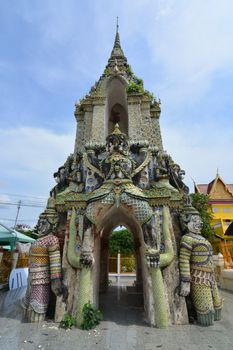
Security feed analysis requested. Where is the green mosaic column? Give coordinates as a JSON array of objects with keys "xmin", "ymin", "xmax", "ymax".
[
  {"xmin": 150, "ymin": 267, "xmax": 168, "ymax": 328},
  {"xmin": 76, "ymin": 267, "xmax": 92, "ymax": 326},
  {"xmin": 150, "ymin": 206, "xmax": 174, "ymax": 328}
]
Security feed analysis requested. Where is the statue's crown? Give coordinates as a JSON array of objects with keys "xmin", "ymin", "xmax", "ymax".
[{"xmin": 39, "ymin": 197, "xmax": 58, "ymax": 225}]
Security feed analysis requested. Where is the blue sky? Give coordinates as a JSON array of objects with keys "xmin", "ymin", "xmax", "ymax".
[{"xmin": 0, "ymin": 0, "xmax": 233, "ymax": 227}]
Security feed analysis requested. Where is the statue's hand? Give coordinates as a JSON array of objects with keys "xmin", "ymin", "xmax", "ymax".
[
  {"xmin": 51, "ymin": 279, "xmax": 63, "ymax": 296},
  {"xmin": 80, "ymin": 251, "xmax": 93, "ymax": 267},
  {"xmin": 179, "ymin": 281, "xmax": 190, "ymax": 297},
  {"xmin": 145, "ymin": 252, "xmax": 160, "ymax": 268}
]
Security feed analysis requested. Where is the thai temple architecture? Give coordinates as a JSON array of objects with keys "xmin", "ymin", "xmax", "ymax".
[
  {"xmin": 195, "ymin": 173, "xmax": 233, "ymax": 238},
  {"xmin": 22, "ymin": 26, "xmax": 223, "ymax": 328}
]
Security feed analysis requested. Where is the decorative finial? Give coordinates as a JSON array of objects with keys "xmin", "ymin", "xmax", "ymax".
[
  {"xmin": 108, "ymin": 17, "xmax": 126, "ymax": 64},
  {"xmin": 116, "ymin": 16, "xmax": 119, "ymax": 33},
  {"xmin": 216, "ymin": 168, "xmax": 219, "ymax": 176}
]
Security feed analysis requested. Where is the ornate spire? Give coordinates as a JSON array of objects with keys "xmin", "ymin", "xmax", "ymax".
[
  {"xmin": 108, "ymin": 18, "xmax": 127, "ymax": 65},
  {"xmin": 114, "ymin": 17, "xmax": 121, "ymax": 49}
]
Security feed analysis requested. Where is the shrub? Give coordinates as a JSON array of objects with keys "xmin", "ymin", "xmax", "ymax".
[
  {"xmin": 59, "ymin": 314, "xmax": 76, "ymax": 329},
  {"xmin": 81, "ymin": 302, "xmax": 103, "ymax": 330}
]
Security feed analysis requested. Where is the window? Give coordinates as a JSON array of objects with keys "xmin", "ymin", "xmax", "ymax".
[
  {"xmin": 223, "ymin": 208, "xmax": 232, "ymax": 213},
  {"xmin": 212, "ymin": 208, "xmax": 220, "ymax": 213}
]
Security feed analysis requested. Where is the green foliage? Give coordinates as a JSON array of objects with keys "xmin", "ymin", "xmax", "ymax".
[
  {"xmin": 133, "ymin": 76, "xmax": 143, "ymax": 86},
  {"xmin": 126, "ymin": 65, "xmax": 133, "ymax": 76},
  {"xmin": 15, "ymin": 224, "xmax": 38, "ymax": 239},
  {"xmin": 104, "ymin": 67, "xmax": 110, "ymax": 75},
  {"xmin": 126, "ymin": 70, "xmax": 144, "ymax": 94},
  {"xmin": 127, "ymin": 81, "xmax": 144, "ymax": 94},
  {"xmin": 109, "ymin": 229, "xmax": 134, "ymax": 256},
  {"xmin": 81, "ymin": 303, "xmax": 103, "ymax": 330},
  {"xmin": 59, "ymin": 314, "xmax": 76, "ymax": 329},
  {"xmin": 190, "ymin": 193, "xmax": 213, "ymax": 239},
  {"xmin": 121, "ymin": 255, "xmax": 136, "ymax": 272}
]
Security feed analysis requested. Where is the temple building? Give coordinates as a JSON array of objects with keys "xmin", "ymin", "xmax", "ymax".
[
  {"xmin": 194, "ymin": 173, "xmax": 233, "ymax": 238},
  {"xmin": 74, "ymin": 27, "xmax": 163, "ymax": 153},
  {"xmin": 22, "ymin": 26, "xmax": 223, "ymax": 328}
]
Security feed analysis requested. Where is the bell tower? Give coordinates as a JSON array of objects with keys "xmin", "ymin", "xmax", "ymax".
[{"xmin": 74, "ymin": 24, "xmax": 163, "ymax": 152}]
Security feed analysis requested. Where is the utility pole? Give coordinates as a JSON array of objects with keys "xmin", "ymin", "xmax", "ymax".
[{"xmin": 14, "ymin": 200, "xmax": 21, "ymax": 229}]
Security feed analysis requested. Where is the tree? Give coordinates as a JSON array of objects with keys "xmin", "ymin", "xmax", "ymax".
[
  {"xmin": 15, "ymin": 224, "xmax": 38, "ymax": 239},
  {"xmin": 190, "ymin": 193, "xmax": 213, "ymax": 239},
  {"xmin": 109, "ymin": 229, "xmax": 134, "ymax": 256}
]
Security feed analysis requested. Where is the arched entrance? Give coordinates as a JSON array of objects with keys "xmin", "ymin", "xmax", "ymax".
[{"xmin": 92, "ymin": 206, "xmax": 150, "ymax": 324}]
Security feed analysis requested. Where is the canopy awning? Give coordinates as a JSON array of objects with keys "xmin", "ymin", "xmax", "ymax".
[{"xmin": 0, "ymin": 223, "xmax": 35, "ymax": 250}]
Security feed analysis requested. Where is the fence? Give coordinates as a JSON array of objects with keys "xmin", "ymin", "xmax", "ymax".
[
  {"xmin": 0, "ymin": 251, "xmax": 29, "ymax": 284},
  {"xmin": 109, "ymin": 254, "xmax": 136, "ymax": 274}
]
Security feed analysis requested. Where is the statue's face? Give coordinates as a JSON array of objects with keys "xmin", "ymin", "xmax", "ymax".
[
  {"xmin": 106, "ymin": 134, "xmax": 128, "ymax": 154},
  {"xmin": 187, "ymin": 214, "xmax": 203, "ymax": 234},
  {"xmin": 37, "ymin": 218, "xmax": 51, "ymax": 236}
]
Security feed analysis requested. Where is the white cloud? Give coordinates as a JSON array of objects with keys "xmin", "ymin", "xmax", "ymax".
[
  {"xmin": 0, "ymin": 127, "xmax": 75, "ymax": 191},
  {"xmin": 1, "ymin": 0, "xmax": 233, "ymax": 224},
  {"xmin": 145, "ymin": 0, "xmax": 233, "ymax": 103},
  {"xmin": 0, "ymin": 194, "xmax": 11, "ymax": 210},
  {"xmin": 162, "ymin": 121, "xmax": 233, "ymax": 191}
]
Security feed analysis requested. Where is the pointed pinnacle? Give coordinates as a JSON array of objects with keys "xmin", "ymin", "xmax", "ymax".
[
  {"xmin": 114, "ymin": 17, "xmax": 121, "ymax": 49},
  {"xmin": 107, "ymin": 18, "xmax": 127, "ymax": 66}
]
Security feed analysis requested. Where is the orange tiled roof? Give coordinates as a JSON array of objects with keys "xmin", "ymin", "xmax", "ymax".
[
  {"xmin": 196, "ymin": 179, "xmax": 233, "ymax": 195},
  {"xmin": 196, "ymin": 184, "xmax": 208, "ymax": 194}
]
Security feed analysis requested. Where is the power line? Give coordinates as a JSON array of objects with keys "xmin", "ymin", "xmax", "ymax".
[
  {"xmin": 0, "ymin": 201, "xmax": 45, "ymax": 208},
  {"xmin": 0, "ymin": 192, "xmax": 48, "ymax": 200},
  {"xmin": 0, "ymin": 218, "xmax": 37, "ymax": 222}
]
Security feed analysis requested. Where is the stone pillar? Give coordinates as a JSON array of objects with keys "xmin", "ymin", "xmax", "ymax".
[
  {"xmin": 150, "ymin": 103, "xmax": 163, "ymax": 150},
  {"xmin": 91, "ymin": 97, "xmax": 106, "ymax": 144},
  {"xmin": 82, "ymin": 101, "xmax": 93, "ymax": 146},
  {"xmin": 127, "ymin": 94, "xmax": 143, "ymax": 141},
  {"xmin": 141, "ymin": 96, "xmax": 153, "ymax": 145},
  {"xmin": 74, "ymin": 106, "xmax": 85, "ymax": 153}
]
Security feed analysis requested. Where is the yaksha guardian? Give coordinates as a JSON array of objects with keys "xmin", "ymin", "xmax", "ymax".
[
  {"xmin": 22, "ymin": 198, "xmax": 67, "ymax": 322},
  {"xmin": 179, "ymin": 205, "xmax": 223, "ymax": 326}
]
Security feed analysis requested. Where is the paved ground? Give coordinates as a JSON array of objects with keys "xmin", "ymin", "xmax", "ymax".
[{"xmin": 0, "ymin": 278, "xmax": 233, "ymax": 350}]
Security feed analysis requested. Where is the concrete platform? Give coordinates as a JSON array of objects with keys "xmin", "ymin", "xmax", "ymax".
[{"xmin": 0, "ymin": 279, "xmax": 233, "ymax": 350}]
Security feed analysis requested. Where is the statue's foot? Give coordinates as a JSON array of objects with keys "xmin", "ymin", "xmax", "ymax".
[
  {"xmin": 25, "ymin": 308, "xmax": 46, "ymax": 323},
  {"xmin": 197, "ymin": 311, "xmax": 214, "ymax": 326},
  {"xmin": 214, "ymin": 309, "xmax": 221, "ymax": 321}
]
